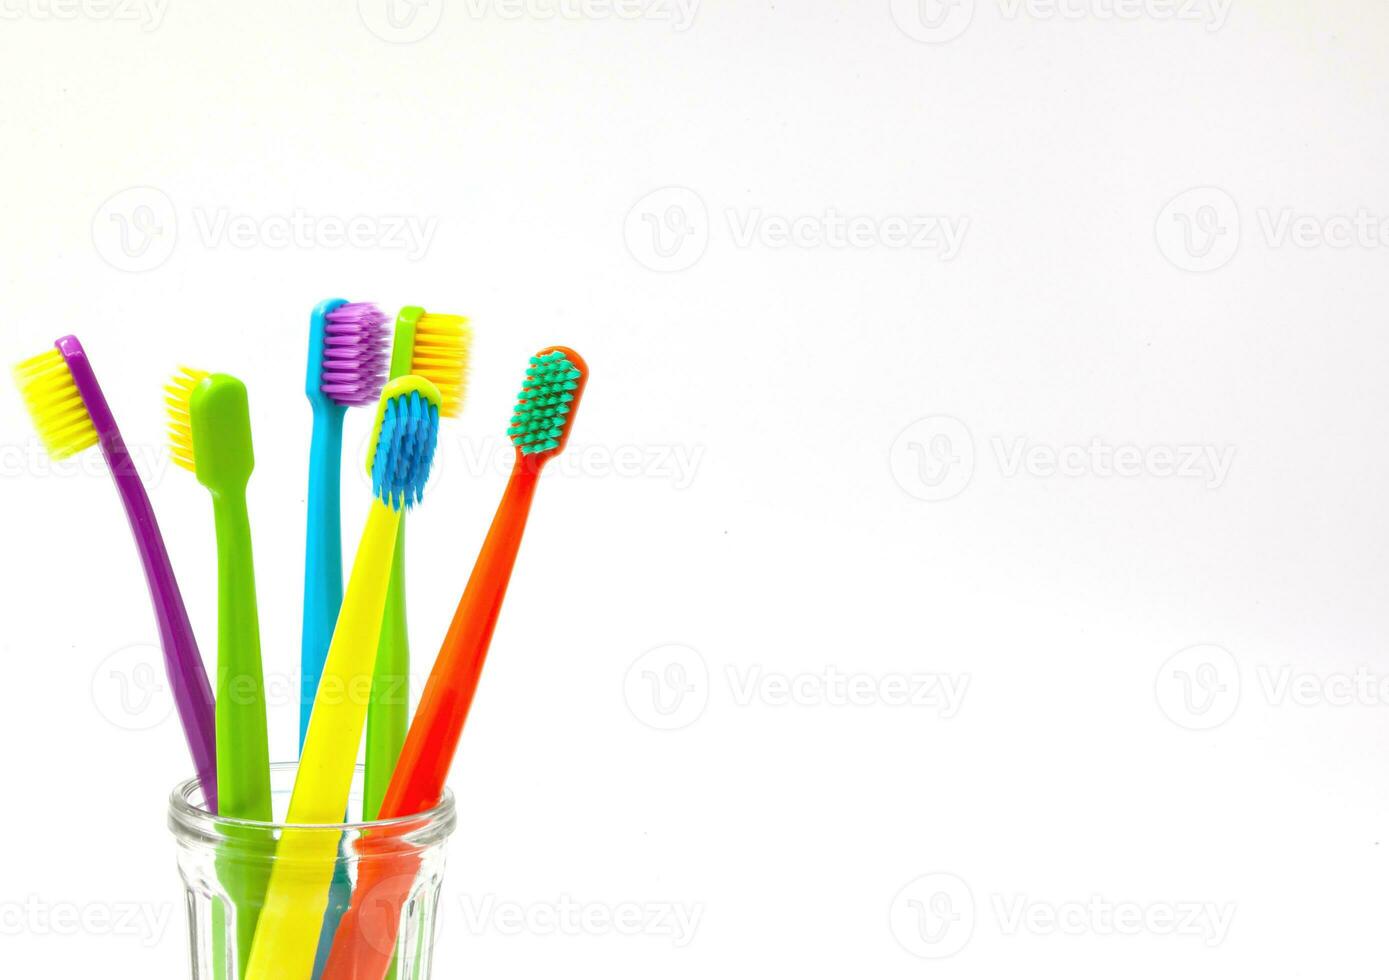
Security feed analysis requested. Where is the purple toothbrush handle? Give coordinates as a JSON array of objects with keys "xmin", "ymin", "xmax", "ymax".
[{"xmin": 57, "ymin": 336, "xmax": 218, "ymax": 812}]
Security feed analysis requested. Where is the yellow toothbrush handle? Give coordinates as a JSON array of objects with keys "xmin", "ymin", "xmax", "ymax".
[{"xmin": 245, "ymin": 500, "xmax": 402, "ymax": 980}]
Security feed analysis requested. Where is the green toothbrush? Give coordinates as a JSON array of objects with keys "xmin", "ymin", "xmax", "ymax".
[
  {"xmin": 365, "ymin": 307, "xmax": 471, "ymax": 823},
  {"xmin": 168, "ymin": 368, "xmax": 273, "ymax": 979}
]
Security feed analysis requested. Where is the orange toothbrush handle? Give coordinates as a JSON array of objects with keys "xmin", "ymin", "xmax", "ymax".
[
  {"xmin": 388, "ymin": 458, "xmax": 539, "ymax": 815},
  {"xmin": 324, "ymin": 458, "xmax": 542, "ymax": 980}
]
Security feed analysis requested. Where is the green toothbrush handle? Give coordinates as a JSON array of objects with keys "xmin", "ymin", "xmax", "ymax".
[
  {"xmin": 213, "ymin": 489, "xmax": 273, "ymax": 978},
  {"xmin": 213, "ymin": 489, "xmax": 273, "ymax": 819},
  {"xmin": 365, "ymin": 522, "xmax": 410, "ymax": 822}
]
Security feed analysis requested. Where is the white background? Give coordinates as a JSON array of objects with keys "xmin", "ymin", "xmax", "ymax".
[{"xmin": 2, "ymin": 1, "xmax": 1388, "ymax": 976}]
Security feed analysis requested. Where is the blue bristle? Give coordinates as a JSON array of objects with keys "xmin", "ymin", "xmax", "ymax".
[{"xmin": 370, "ymin": 390, "xmax": 439, "ymax": 510}]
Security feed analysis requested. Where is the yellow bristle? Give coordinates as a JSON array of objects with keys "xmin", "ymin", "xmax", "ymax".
[
  {"xmin": 410, "ymin": 313, "xmax": 471, "ymax": 418},
  {"xmin": 164, "ymin": 366, "xmax": 209, "ymax": 473},
  {"xmin": 12, "ymin": 348, "xmax": 98, "ymax": 459}
]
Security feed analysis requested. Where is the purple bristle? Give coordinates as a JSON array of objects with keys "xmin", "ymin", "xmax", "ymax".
[{"xmin": 321, "ymin": 302, "xmax": 389, "ymax": 406}]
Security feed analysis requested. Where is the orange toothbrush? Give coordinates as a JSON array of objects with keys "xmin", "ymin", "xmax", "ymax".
[{"xmin": 322, "ymin": 347, "xmax": 587, "ymax": 980}]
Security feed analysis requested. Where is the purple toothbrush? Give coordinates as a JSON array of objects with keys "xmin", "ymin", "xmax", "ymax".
[{"xmin": 13, "ymin": 335, "xmax": 217, "ymax": 810}]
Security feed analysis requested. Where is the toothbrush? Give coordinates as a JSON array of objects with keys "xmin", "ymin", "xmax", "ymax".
[
  {"xmin": 246, "ymin": 376, "xmax": 442, "ymax": 980},
  {"xmin": 323, "ymin": 348, "xmax": 587, "ymax": 980},
  {"xmin": 12, "ymin": 336, "xmax": 218, "ymax": 810},
  {"xmin": 167, "ymin": 369, "xmax": 273, "ymax": 979},
  {"xmin": 366, "ymin": 306, "xmax": 471, "ymax": 825},
  {"xmin": 303, "ymin": 300, "xmax": 388, "ymax": 980},
  {"xmin": 302, "ymin": 300, "xmax": 390, "ymax": 746}
]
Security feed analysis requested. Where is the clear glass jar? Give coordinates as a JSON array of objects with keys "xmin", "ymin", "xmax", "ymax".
[{"xmin": 168, "ymin": 761, "xmax": 455, "ymax": 980}]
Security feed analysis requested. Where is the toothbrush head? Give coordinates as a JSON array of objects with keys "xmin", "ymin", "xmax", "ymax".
[
  {"xmin": 506, "ymin": 347, "xmax": 587, "ymax": 463},
  {"xmin": 165, "ymin": 367, "xmax": 209, "ymax": 474},
  {"xmin": 307, "ymin": 299, "xmax": 390, "ymax": 408},
  {"xmin": 13, "ymin": 343, "xmax": 98, "ymax": 459},
  {"xmin": 389, "ymin": 306, "xmax": 471, "ymax": 418},
  {"xmin": 365, "ymin": 375, "xmax": 443, "ymax": 510},
  {"xmin": 166, "ymin": 368, "xmax": 255, "ymax": 491}
]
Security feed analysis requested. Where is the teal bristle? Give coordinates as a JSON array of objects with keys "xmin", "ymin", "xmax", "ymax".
[
  {"xmin": 507, "ymin": 350, "xmax": 581, "ymax": 455},
  {"xmin": 370, "ymin": 390, "xmax": 439, "ymax": 510}
]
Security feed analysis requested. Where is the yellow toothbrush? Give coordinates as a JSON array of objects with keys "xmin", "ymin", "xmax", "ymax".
[{"xmin": 244, "ymin": 375, "xmax": 442, "ymax": 980}]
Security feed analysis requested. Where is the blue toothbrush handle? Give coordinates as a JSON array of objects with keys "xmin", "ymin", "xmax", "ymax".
[
  {"xmin": 301, "ymin": 400, "xmax": 346, "ymax": 748},
  {"xmin": 302, "ymin": 399, "xmax": 357, "ymax": 980}
]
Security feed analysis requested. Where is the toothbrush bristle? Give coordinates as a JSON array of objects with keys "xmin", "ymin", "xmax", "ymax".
[
  {"xmin": 164, "ymin": 367, "xmax": 209, "ymax": 473},
  {"xmin": 410, "ymin": 313, "xmax": 471, "ymax": 418},
  {"xmin": 321, "ymin": 302, "xmax": 389, "ymax": 407},
  {"xmin": 507, "ymin": 349, "xmax": 583, "ymax": 456},
  {"xmin": 12, "ymin": 347, "xmax": 98, "ymax": 459},
  {"xmin": 370, "ymin": 388, "xmax": 440, "ymax": 511}
]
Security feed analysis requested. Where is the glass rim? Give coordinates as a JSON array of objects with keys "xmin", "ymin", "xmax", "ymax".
[{"xmin": 168, "ymin": 761, "xmax": 456, "ymax": 844}]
